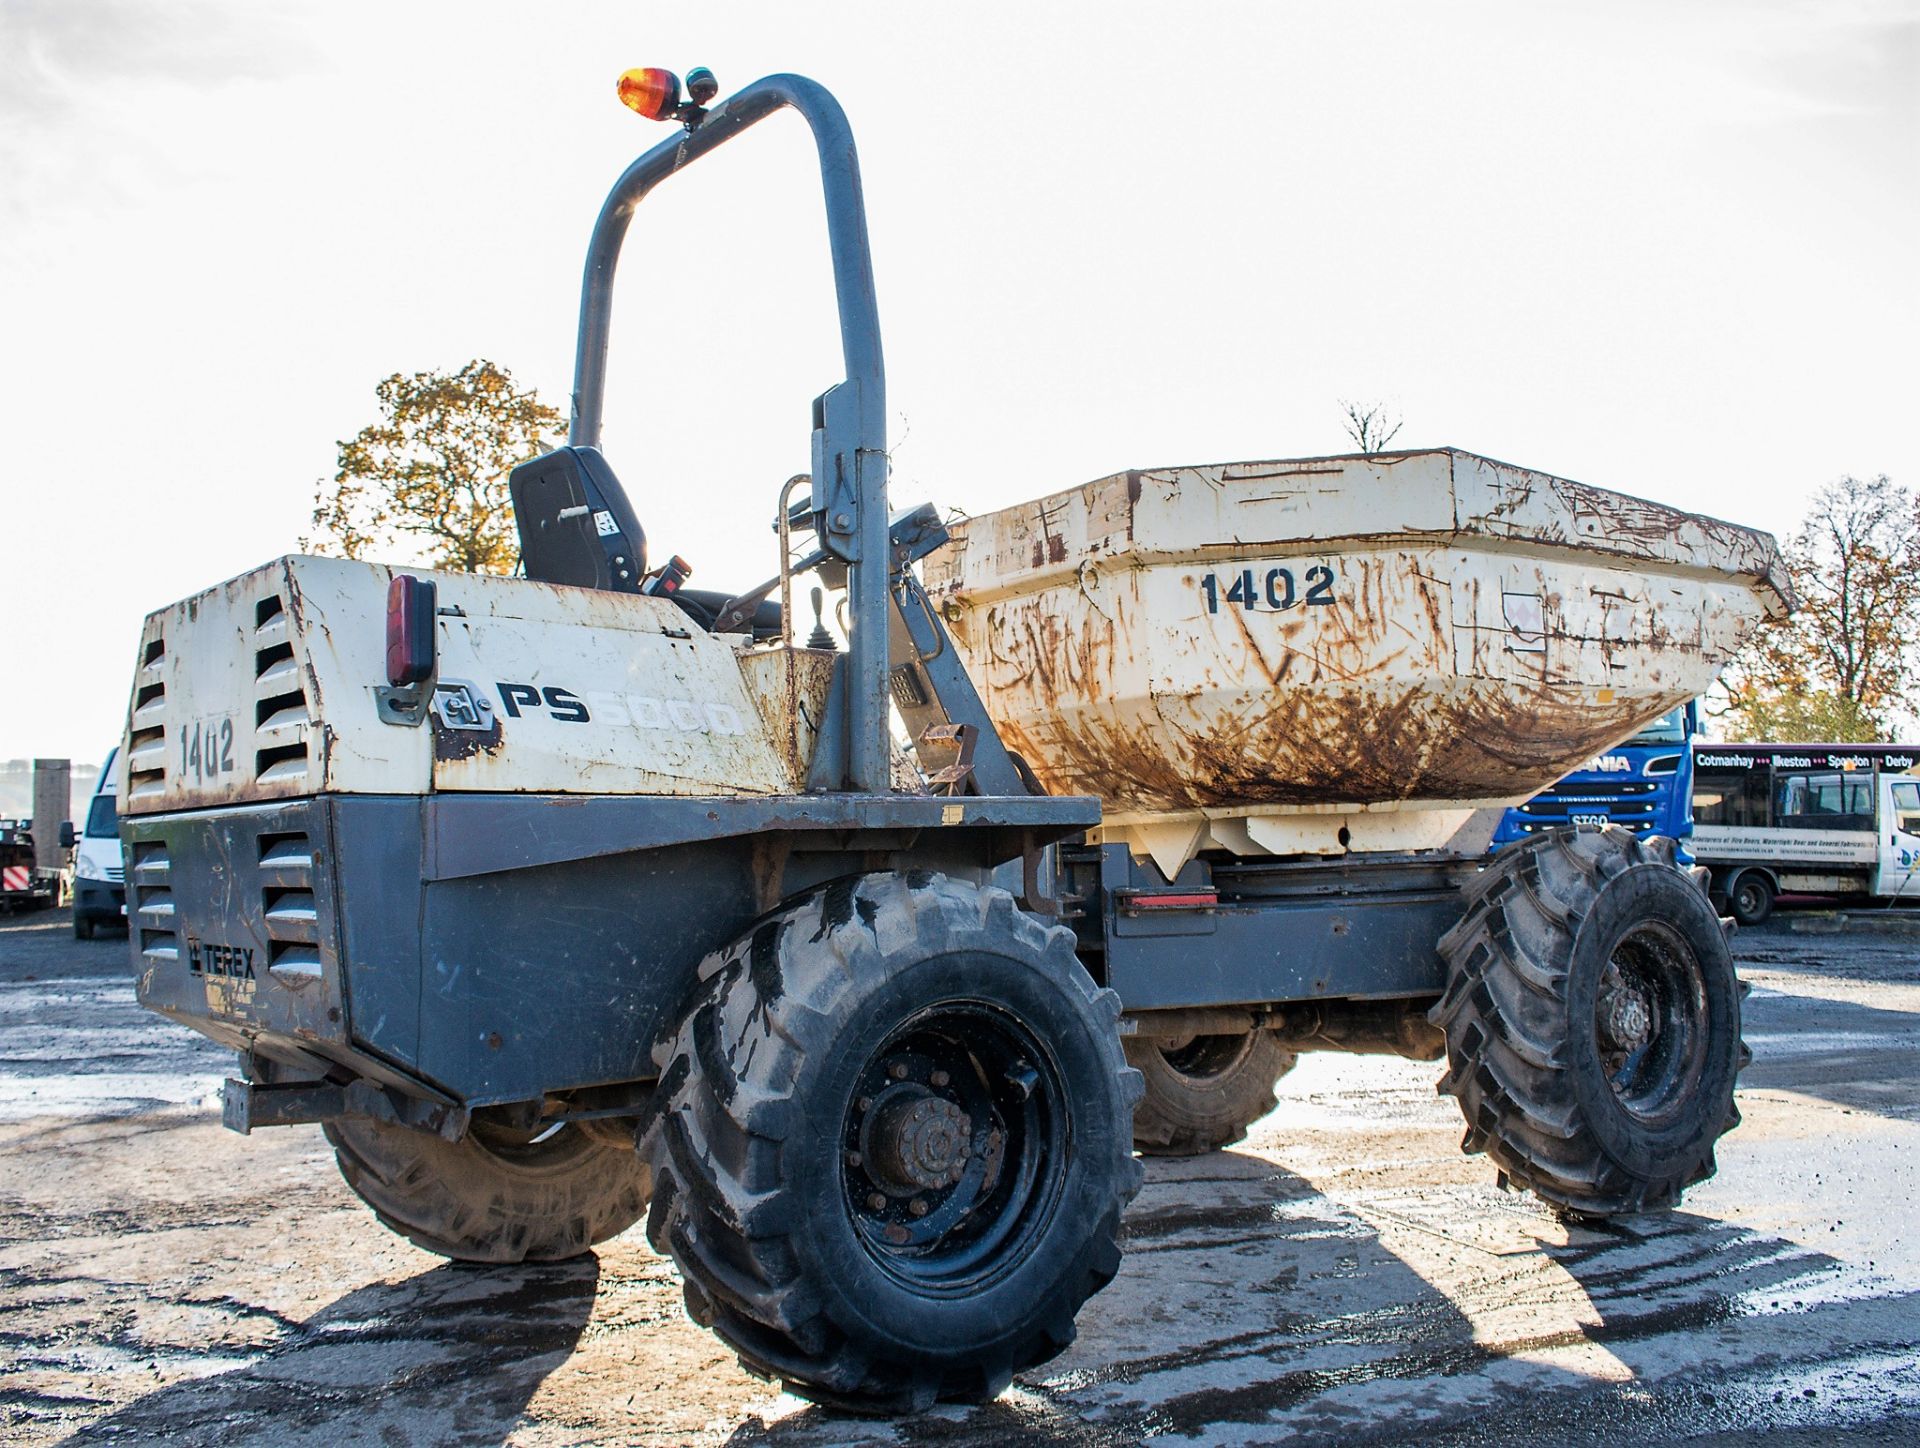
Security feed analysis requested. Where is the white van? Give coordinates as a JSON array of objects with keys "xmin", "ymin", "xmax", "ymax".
[{"xmin": 70, "ymin": 748, "xmax": 124, "ymax": 938}]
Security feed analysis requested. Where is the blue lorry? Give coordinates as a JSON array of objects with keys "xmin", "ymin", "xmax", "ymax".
[{"xmin": 1492, "ymin": 700, "xmax": 1698, "ymax": 855}]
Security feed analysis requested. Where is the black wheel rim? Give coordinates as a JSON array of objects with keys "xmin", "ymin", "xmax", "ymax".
[
  {"xmin": 1156, "ymin": 1032, "xmax": 1256, "ymax": 1083},
  {"xmin": 840, "ymin": 1001, "xmax": 1068, "ymax": 1295},
  {"xmin": 1593, "ymin": 920, "xmax": 1709, "ymax": 1124}
]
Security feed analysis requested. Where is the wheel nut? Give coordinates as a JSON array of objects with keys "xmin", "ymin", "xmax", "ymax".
[
  {"xmin": 845, "ymin": 1150, "xmax": 862, "ymax": 1167},
  {"xmin": 866, "ymin": 1193, "xmax": 887, "ymax": 1212},
  {"xmin": 909, "ymin": 1199, "xmax": 929, "ymax": 1218},
  {"xmin": 930, "ymin": 1069, "xmax": 950, "ymax": 1088},
  {"xmin": 889, "ymin": 1062, "xmax": 909, "ymax": 1081},
  {"xmin": 856, "ymin": 1096, "xmax": 872, "ymax": 1113}
]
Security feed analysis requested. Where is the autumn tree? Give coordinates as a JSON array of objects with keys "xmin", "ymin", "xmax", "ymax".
[
  {"xmin": 1339, "ymin": 400, "xmax": 1403, "ymax": 455},
  {"xmin": 307, "ymin": 360, "xmax": 566, "ymax": 573},
  {"xmin": 1717, "ymin": 473, "xmax": 1920, "ymax": 742}
]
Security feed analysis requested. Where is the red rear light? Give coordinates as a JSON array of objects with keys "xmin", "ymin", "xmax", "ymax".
[
  {"xmin": 617, "ymin": 67, "xmax": 682, "ymax": 121},
  {"xmin": 386, "ymin": 574, "xmax": 437, "ymax": 687}
]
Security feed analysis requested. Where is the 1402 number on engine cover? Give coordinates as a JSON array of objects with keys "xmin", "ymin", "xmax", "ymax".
[{"xmin": 179, "ymin": 714, "xmax": 237, "ymax": 784}]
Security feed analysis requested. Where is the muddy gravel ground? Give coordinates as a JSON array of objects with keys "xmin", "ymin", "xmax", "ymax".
[{"xmin": 2, "ymin": 907, "xmax": 1917, "ymax": 1446}]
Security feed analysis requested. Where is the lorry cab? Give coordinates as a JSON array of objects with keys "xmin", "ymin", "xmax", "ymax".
[
  {"xmin": 70, "ymin": 748, "xmax": 124, "ymax": 939},
  {"xmin": 1876, "ymin": 769, "xmax": 1920, "ymax": 900},
  {"xmin": 1490, "ymin": 700, "xmax": 1698, "ymax": 854}
]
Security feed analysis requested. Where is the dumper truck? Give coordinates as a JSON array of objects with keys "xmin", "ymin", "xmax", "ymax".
[{"xmin": 116, "ymin": 70, "xmax": 1791, "ymax": 1412}]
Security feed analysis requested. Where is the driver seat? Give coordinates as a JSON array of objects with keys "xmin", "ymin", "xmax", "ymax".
[{"xmin": 509, "ymin": 447, "xmax": 782, "ymax": 640}]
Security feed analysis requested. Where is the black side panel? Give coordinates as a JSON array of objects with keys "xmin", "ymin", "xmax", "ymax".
[
  {"xmin": 126, "ymin": 799, "xmax": 348, "ymax": 1050},
  {"xmin": 1107, "ymin": 895, "xmax": 1455, "ymax": 1008},
  {"xmin": 414, "ymin": 838, "xmax": 762, "ymax": 1105},
  {"xmin": 333, "ymin": 796, "xmax": 426, "ymax": 1071},
  {"xmin": 1067, "ymin": 845, "xmax": 1461, "ymax": 1011},
  {"xmin": 509, "ymin": 445, "xmax": 647, "ymax": 592}
]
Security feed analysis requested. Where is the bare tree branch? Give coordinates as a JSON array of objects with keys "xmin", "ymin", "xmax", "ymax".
[{"xmin": 1339, "ymin": 400, "xmax": 1403, "ymax": 455}]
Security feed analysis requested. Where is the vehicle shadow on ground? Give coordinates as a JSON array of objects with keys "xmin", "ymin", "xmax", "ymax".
[
  {"xmin": 58, "ymin": 1256, "xmax": 601, "ymax": 1447},
  {"xmin": 723, "ymin": 1155, "xmax": 1871, "ymax": 1448},
  {"xmin": 1739, "ymin": 992, "xmax": 1920, "ymax": 1122},
  {"xmin": 724, "ymin": 1154, "xmax": 1499, "ymax": 1446}
]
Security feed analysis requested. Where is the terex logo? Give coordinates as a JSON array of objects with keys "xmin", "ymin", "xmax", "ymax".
[
  {"xmin": 1584, "ymin": 754, "xmax": 1632, "ymax": 774},
  {"xmin": 187, "ymin": 936, "xmax": 256, "ymax": 980}
]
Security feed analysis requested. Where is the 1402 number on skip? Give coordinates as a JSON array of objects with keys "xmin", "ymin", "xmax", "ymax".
[{"xmin": 1198, "ymin": 564, "xmax": 1339, "ymax": 614}]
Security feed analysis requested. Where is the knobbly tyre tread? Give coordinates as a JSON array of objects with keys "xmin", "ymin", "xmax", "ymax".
[
  {"xmin": 324, "ymin": 1114, "xmax": 652, "ymax": 1264},
  {"xmin": 639, "ymin": 870, "xmax": 1145, "ymax": 1413},
  {"xmin": 1430, "ymin": 826, "xmax": 1750, "ymax": 1219},
  {"xmin": 1124, "ymin": 1031, "xmax": 1298, "ymax": 1156}
]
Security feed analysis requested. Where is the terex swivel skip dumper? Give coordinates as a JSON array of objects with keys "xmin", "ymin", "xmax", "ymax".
[{"xmin": 120, "ymin": 70, "xmax": 1790, "ymax": 1410}]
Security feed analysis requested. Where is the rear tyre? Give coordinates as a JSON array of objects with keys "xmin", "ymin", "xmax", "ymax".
[
  {"xmin": 73, "ymin": 913, "xmax": 94, "ymax": 940},
  {"xmin": 1432, "ymin": 826, "xmax": 1749, "ymax": 1219},
  {"xmin": 641, "ymin": 871, "xmax": 1144, "ymax": 1412},
  {"xmin": 1726, "ymin": 869, "xmax": 1773, "ymax": 927},
  {"xmin": 1124, "ymin": 1031, "xmax": 1297, "ymax": 1155},
  {"xmin": 325, "ymin": 1112, "xmax": 651, "ymax": 1263}
]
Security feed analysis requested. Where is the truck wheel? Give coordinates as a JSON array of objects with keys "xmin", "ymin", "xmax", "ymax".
[
  {"xmin": 1124, "ymin": 1031, "xmax": 1297, "ymax": 1155},
  {"xmin": 324, "ymin": 1111, "xmax": 651, "ymax": 1264},
  {"xmin": 1726, "ymin": 870, "xmax": 1773, "ymax": 927},
  {"xmin": 1431, "ymin": 827, "xmax": 1749, "ymax": 1220},
  {"xmin": 73, "ymin": 913, "xmax": 93, "ymax": 940},
  {"xmin": 641, "ymin": 871, "xmax": 1144, "ymax": 1412}
]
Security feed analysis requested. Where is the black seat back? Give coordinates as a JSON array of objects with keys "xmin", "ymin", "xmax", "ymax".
[{"xmin": 510, "ymin": 446, "xmax": 647, "ymax": 594}]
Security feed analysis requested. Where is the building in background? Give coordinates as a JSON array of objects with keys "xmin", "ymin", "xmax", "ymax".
[{"xmin": 0, "ymin": 758, "xmax": 100, "ymax": 822}]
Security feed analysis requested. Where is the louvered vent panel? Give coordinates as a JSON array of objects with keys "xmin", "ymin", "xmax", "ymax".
[
  {"xmin": 126, "ymin": 635, "xmax": 168, "ymax": 803},
  {"xmin": 260, "ymin": 831, "xmax": 321, "ymax": 983},
  {"xmin": 130, "ymin": 840, "xmax": 175, "ymax": 963},
  {"xmin": 252, "ymin": 600, "xmax": 311, "ymax": 787}
]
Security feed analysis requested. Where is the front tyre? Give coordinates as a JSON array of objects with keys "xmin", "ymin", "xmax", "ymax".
[
  {"xmin": 325, "ymin": 1111, "xmax": 652, "ymax": 1263},
  {"xmin": 1432, "ymin": 827, "xmax": 1749, "ymax": 1219},
  {"xmin": 641, "ymin": 871, "xmax": 1144, "ymax": 1413},
  {"xmin": 1124, "ymin": 1030, "xmax": 1297, "ymax": 1155}
]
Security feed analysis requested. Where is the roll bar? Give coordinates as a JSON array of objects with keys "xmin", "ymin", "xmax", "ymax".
[{"xmin": 568, "ymin": 74, "xmax": 892, "ymax": 793}]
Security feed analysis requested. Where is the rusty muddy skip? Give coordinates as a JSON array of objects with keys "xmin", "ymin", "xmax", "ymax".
[{"xmin": 926, "ymin": 447, "xmax": 1789, "ymax": 874}]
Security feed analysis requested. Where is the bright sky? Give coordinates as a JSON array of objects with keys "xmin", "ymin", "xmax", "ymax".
[{"xmin": 2, "ymin": 0, "xmax": 1915, "ymax": 764}]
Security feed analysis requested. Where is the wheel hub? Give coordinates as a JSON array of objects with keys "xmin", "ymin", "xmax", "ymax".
[
  {"xmin": 839, "ymin": 1008, "xmax": 1064, "ymax": 1291},
  {"xmin": 1598, "ymin": 974, "xmax": 1654, "ymax": 1052},
  {"xmin": 861, "ymin": 1082, "xmax": 973, "ymax": 1193},
  {"xmin": 1593, "ymin": 924, "xmax": 1711, "ymax": 1126}
]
